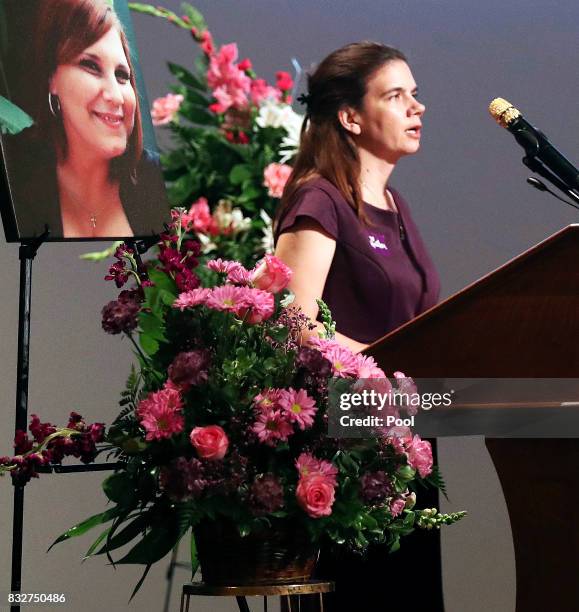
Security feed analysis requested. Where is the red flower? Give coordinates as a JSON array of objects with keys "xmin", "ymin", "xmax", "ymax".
[
  {"xmin": 238, "ymin": 58, "xmax": 252, "ymax": 72},
  {"xmin": 276, "ymin": 71, "xmax": 293, "ymax": 91},
  {"xmin": 190, "ymin": 425, "xmax": 229, "ymax": 460}
]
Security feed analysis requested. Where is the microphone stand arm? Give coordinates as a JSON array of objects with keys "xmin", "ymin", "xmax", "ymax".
[{"xmin": 522, "ymin": 154, "xmax": 579, "ymax": 206}]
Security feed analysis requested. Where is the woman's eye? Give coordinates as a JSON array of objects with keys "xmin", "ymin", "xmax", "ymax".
[
  {"xmin": 79, "ymin": 59, "xmax": 99, "ymax": 72},
  {"xmin": 116, "ymin": 69, "xmax": 130, "ymax": 84}
]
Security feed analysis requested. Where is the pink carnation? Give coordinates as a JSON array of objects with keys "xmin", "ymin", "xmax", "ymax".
[
  {"xmin": 251, "ymin": 255, "xmax": 292, "ymax": 293},
  {"xmin": 234, "ymin": 288, "xmax": 275, "ymax": 324},
  {"xmin": 190, "ymin": 425, "xmax": 229, "ymax": 460},
  {"xmin": 405, "ymin": 435, "xmax": 433, "ymax": 478},
  {"xmin": 296, "ymin": 473, "xmax": 336, "ymax": 518},
  {"xmin": 295, "ymin": 453, "xmax": 338, "ymax": 485},
  {"xmin": 390, "ymin": 497, "xmax": 406, "ymax": 517},
  {"xmin": 173, "ymin": 288, "xmax": 210, "ymax": 310},
  {"xmin": 278, "ymin": 388, "xmax": 317, "ymax": 430},
  {"xmin": 151, "ymin": 93, "xmax": 184, "ymax": 126},
  {"xmin": 250, "ymin": 79, "xmax": 282, "ymax": 105},
  {"xmin": 137, "ymin": 388, "xmax": 184, "ymax": 441},
  {"xmin": 183, "ymin": 198, "xmax": 218, "ymax": 235},
  {"xmin": 252, "ymin": 409, "xmax": 293, "ymax": 446},
  {"xmin": 263, "ymin": 163, "xmax": 293, "ymax": 198}
]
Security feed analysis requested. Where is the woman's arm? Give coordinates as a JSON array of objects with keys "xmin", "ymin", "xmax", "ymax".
[{"xmin": 275, "ymin": 218, "xmax": 368, "ymax": 353}]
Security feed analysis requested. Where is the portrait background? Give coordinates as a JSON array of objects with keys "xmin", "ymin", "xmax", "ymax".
[
  {"xmin": 0, "ymin": 0, "xmax": 168, "ymax": 241},
  {"xmin": 1, "ymin": 0, "xmax": 578, "ymax": 609}
]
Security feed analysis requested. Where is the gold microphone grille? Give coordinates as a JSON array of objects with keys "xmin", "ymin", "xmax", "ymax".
[{"xmin": 488, "ymin": 97, "xmax": 521, "ymax": 128}]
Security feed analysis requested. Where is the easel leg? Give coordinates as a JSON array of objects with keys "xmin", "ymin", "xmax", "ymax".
[{"xmin": 237, "ymin": 595, "xmax": 251, "ymax": 612}]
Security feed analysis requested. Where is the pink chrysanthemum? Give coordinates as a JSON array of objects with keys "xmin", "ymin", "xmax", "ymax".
[
  {"xmin": 278, "ymin": 388, "xmax": 317, "ymax": 430},
  {"xmin": 137, "ymin": 388, "xmax": 184, "ymax": 441},
  {"xmin": 253, "ymin": 388, "xmax": 283, "ymax": 412},
  {"xmin": 227, "ymin": 265, "xmax": 252, "ymax": 285},
  {"xmin": 207, "ymin": 259, "xmax": 242, "ymax": 274},
  {"xmin": 252, "ymin": 409, "xmax": 293, "ymax": 446},
  {"xmin": 295, "ymin": 453, "xmax": 338, "ymax": 485},
  {"xmin": 234, "ymin": 288, "xmax": 275, "ymax": 324},
  {"xmin": 205, "ymin": 285, "xmax": 249, "ymax": 311},
  {"xmin": 354, "ymin": 354, "xmax": 386, "ymax": 379},
  {"xmin": 312, "ymin": 340, "xmax": 359, "ymax": 378},
  {"xmin": 173, "ymin": 288, "xmax": 210, "ymax": 310}
]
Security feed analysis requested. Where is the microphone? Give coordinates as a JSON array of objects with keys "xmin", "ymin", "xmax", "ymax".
[{"xmin": 488, "ymin": 97, "xmax": 579, "ymax": 191}]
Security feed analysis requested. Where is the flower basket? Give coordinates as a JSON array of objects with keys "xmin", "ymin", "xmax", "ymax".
[{"xmin": 194, "ymin": 518, "xmax": 318, "ymax": 585}]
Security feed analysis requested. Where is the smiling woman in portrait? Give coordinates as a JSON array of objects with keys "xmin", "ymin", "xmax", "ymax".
[{"xmin": 0, "ymin": 0, "xmax": 168, "ymax": 240}]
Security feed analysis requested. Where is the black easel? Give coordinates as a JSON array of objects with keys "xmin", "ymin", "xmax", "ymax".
[
  {"xmin": 11, "ymin": 227, "xmax": 50, "ymax": 612},
  {"xmin": 9, "ymin": 234, "xmax": 156, "ymax": 611}
]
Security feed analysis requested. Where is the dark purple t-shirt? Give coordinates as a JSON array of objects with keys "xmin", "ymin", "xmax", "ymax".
[{"xmin": 277, "ymin": 177, "xmax": 440, "ymax": 344}]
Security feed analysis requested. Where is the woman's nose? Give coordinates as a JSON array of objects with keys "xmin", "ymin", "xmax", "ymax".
[{"xmin": 102, "ymin": 74, "xmax": 124, "ymax": 106}]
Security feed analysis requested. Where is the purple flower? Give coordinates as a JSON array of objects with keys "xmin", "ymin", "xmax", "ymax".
[
  {"xmin": 105, "ymin": 261, "xmax": 129, "ymax": 288},
  {"xmin": 101, "ymin": 299, "xmax": 140, "ymax": 335},
  {"xmin": 360, "ymin": 470, "xmax": 393, "ymax": 504},
  {"xmin": 168, "ymin": 350, "xmax": 211, "ymax": 388},
  {"xmin": 159, "ymin": 457, "xmax": 207, "ymax": 501},
  {"xmin": 248, "ymin": 474, "xmax": 285, "ymax": 515},
  {"xmin": 296, "ymin": 347, "xmax": 332, "ymax": 378}
]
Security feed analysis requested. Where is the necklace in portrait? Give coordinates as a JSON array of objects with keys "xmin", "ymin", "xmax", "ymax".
[{"xmin": 60, "ymin": 185, "xmax": 108, "ymax": 229}]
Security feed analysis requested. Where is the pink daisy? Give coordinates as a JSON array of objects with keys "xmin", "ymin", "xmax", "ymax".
[
  {"xmin": 319, "ymin": 343, "xmax": 359, "ymax": 378},
  {"xmin": 234, "ymin": 288, "xmax": 275, "ymax": 324},
  {"xmin": 205, "ymin": 285, "xmax": 249, "ymax": 311},
  {"xmin": 206, "ymin": 259, "xmax": 242, "ymax": 274},
  {"xmin": 295, "ymin": 452, "xmax": 338, "ymax": 485},
  {"xmin": 278, "ymin": 388, "xmax": 317, "ymax": 430},
  {"xmin": 173, "ymin": 288, "xmax": 210, "ymax": 310},
  {"xmin": 227, "ymin": 265, "xmax": 253, "ymax": 286},
  {"xmin": 137, "ymin": 388, "xmax": 185, "ymax": 441},
  {"xmin": 253, "ymin": 388, "xmax": 283, "ymax": 412},
  {"xmin": 354, "ymin": 354, "xmax": 386, "ymax": 379},
  {"xmin": 252, "ymin": 409, "xmax": 293, "ymax": 446}
]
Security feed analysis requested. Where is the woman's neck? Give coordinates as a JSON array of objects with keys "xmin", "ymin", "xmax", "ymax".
[
  {"xmin": 358, "ymin": 150, "xmax": 396, "ymax": 210},
  {"xmin": 57, "ymin": 152, "xmax": 112, "ymax": 200}
]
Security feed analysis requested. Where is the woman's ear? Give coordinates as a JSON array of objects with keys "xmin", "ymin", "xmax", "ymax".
[{"xmin": 337, "ymin": 107, "xmax": 362, "ymax": 135}]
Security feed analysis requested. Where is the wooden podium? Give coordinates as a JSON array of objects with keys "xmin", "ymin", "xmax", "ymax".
[{"xmin": 365, "ymin": 225, "xmax": 579, "ymax": 611}]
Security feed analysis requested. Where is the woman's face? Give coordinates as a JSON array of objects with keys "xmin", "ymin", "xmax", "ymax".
[
  {"xmin": 352, "ymin": 60, "xmax": 425, "ymax": 162},
  {"xmin": 49, "ymin": 27, "xmax": 136, "ymax": 161}
]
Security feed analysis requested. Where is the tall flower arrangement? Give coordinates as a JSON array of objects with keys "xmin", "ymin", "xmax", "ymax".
[
  {"xmin": 50, "ymin": 215, "xmax": 464, "ymax": 596},
  {"xmin": 131, "ymin": 3, "xmax": 304, "ymax": 266}
]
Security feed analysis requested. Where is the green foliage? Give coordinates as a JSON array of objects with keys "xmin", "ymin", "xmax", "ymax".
[{"xmin": 0, "ymin": 96, "xmax": 34, "ymax": 135}]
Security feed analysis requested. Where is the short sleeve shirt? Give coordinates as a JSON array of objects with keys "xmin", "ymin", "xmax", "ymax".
[{"xmin": 276, "ymin": 177, "xmax": 440, "ymax": 344}]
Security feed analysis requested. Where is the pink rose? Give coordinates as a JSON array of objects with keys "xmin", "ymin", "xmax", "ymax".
[
  {"xmin": 263, "ymin": 163, "xmax": 293, "ymax": 198},
  {"xmin": 151, "ymin": 93, "xmax": 184, "ymax": 126},
  {"xmin": 406, "ymin": 435, "xmax": 433, "ymax": 478},
  {"xmin": 190, "ymin": 425, "xmax": 229, "ymax": 460},
  {"xmin": 251, "ymin": 255, "xmax": 292, "ymax": 293},
  {"xmin": 296, "ymin": 473, "xmax": 336, "ymax": 518}
]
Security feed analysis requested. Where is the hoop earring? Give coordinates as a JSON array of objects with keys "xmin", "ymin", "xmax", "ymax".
[{"xmin": 48, "ymin": 93, "xmax": 61, "ymax": 117}]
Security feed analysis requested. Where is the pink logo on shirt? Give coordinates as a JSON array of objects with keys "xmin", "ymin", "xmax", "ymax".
[{"xmin": 367, "ymin": 232, "xmax": 390, "ymax": 256}]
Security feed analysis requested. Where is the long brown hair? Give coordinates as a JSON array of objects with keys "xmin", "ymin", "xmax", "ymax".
[
  {"xmin": 274, "ymin": 42, "xmax": 406, "ymax": 236},
  {"xmin": 31, "ymin": 0, "xmax": 143, "ymax": 182}
]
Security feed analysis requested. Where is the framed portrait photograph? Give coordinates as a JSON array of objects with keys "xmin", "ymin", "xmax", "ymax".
[{"xmin": 0, "ymin": 0, "xmax": 170, "ymax": 241}]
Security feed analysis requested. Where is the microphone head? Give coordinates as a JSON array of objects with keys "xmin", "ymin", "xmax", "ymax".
[{"xmin": 489, "ymin": 97, "xmax": 521, "ymax": 128}]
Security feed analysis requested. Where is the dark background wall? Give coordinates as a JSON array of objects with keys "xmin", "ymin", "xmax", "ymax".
[{"xmin": 2, "ymin": 1, "xmax": 578, "ymax": 609}]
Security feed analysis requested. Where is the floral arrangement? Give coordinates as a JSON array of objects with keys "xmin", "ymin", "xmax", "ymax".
[
  {"xmin": 48, "ymin": 215, "xmax": 464, "ymax": 595},
  {"xmin": 130, "ymin": 2, "xmax": 304, "ymax": 265}
]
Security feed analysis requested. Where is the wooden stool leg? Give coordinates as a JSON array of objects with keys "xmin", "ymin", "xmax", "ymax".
[{"xmin": 236, "ymin": 595, "xmax": 251, "ymax": 612}]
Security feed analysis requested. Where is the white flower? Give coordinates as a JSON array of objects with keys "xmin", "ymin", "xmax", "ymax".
[
  {"xmin": 259, "ymin": 210, "xmax": 275, "ymax": 254},
  {"xmin": 255, "ymin": 101, "xmax": 305, "ymax": 163},
  {"xmin": 214, "ymin": 200, "xmax": 251, "ymax": 235}
]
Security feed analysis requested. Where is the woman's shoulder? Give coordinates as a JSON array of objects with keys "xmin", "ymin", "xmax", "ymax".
[{"xmin": 293, "ymin": 175, "xmax": 348, "ymax": 205}]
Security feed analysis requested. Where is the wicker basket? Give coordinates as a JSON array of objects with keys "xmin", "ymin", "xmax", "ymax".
[{"xmin": 194, "ymin": 519, "xmax": 318, "ymax": 585}]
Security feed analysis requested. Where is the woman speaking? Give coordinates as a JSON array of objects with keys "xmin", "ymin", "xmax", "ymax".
[
  {"xmin": 275, "ymin": 42, "xmax": 443, "ymax": 610},
  {"xmin": 1, "ymin": 0, "xmax": 167, "ymax": 240}
]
